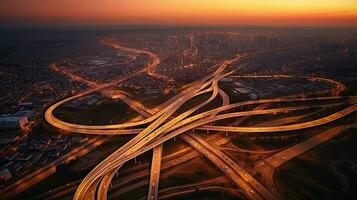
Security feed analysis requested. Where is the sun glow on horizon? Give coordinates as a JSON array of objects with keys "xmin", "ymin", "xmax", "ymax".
[{"xmin": 1, "ymin": 0, "xmax": 357, "ymax": 26}]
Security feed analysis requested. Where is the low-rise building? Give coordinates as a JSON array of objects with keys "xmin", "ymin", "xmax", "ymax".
[
  {"xmin": 249, "ymin": 94, "xmax": 258, "ymax": 99},
  {"xmin": 14, "ymin": 110, "xmax": 34, "ymax": 120},
  {"xmin": 234, "ymin": 87, "xmax": 251, "ymax": 94},
  {"xmin": 0, "ymin": 116, "xmax": 28, "ymax": 130},
  {"xmin": 0, "ymin": 168, "xmax": 12, "ymax": 181},
  {"xmin": 221, "ymin": 77, "xmax": 233, "ymax": 82},
  {"xmin": 144, "ymin": 89, "xmax": 161, "ymax": 95},
  {"xmin": 14, "ymin": 153, "xmax": 33, "ymax": 161},
  {"xmin": 18, "ymin": 102, "xmax": 34, "ymax": 110}
]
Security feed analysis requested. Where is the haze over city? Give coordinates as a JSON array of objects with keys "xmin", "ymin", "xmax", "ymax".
[
  {"xmin": 1, "ymin": 0, "xmax": 357, "ymax": 26},
  {"xmin": 1, "ymin": 1, "xmax": 357, "ymax": 200}
]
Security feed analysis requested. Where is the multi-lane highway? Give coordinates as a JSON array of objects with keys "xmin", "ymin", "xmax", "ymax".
[
  {"xmin": 48, "ymin": 82, "xmax": 357, "ymax": 200},
  {"xmin": 265, "ymin": 123, "xmax": 357, "ymax": 168},
  {"xmin": 29, "ymin": 134, "xmax": 231, "ymax": 200},
  {"xmin": 138, "ymin": 176, "xmax": 238, "ymax": 200},
  {"xmin": 26, "ymin": 40, "xmax": 357, "ymax": 200},
  {"xmin": 181, "ymin": 133, "xmax": 277, "ymax": 200}
]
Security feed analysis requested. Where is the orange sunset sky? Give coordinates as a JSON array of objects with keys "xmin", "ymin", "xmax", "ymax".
[{"xmin": 1, "ymin": 0, "xmax": 357, "ymax": 26}]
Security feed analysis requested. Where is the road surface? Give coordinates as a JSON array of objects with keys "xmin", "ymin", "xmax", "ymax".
[{"xmin": 34, "ymin": 41, "xmax": 357, "ymax": 200}]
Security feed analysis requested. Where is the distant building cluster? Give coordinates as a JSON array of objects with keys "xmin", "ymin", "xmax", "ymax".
[{"xmin": 0, "ymin": 103, "xmax": 35, "ymax": 146}]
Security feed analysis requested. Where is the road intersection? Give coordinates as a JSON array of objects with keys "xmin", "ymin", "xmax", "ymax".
[{"xmin": 42, "ymin": 40, "xmax": 357, "ymax": 200}]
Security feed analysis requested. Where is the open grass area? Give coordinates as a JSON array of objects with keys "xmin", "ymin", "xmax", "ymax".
[
  {"xmin": 115, "ymin": 157, "xmax": 226, "ymax": 200},
  {"xmin": 53, "ymin": 98, "xmax": 139, "ymax": 125},
  {"xmin": 169, "ymin": 190, "xmax": 242, "ymax": 200},
  {"xmin": 68, "ymin": 136, "xmax": 131, "ymax": 172},
  {"xmin": 276, "ymin": 128, "xmax": 357, "ymax": 200},
  {"xmin": 231, "ymin": 133, "xmax": 305, "ymax": 151},
  {"xmin": 159, "ymin": 157, "xmax": 222, "ymax": 189}
]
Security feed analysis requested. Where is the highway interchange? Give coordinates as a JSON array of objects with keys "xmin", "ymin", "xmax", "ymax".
[{"xmin": 38, "ymin": 39, "xmax": 357, "ymax": 200}]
